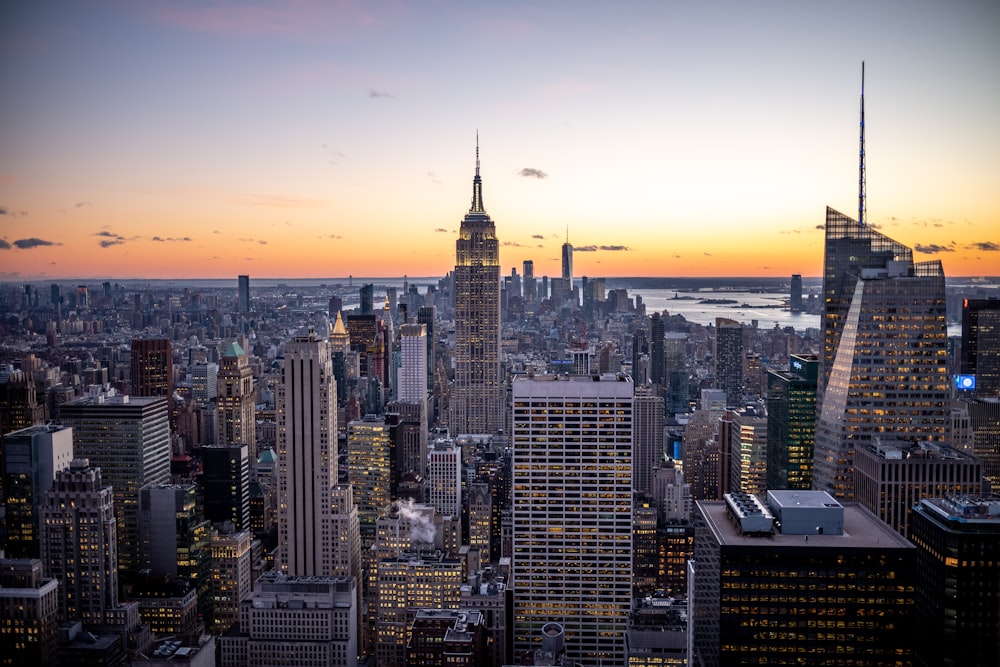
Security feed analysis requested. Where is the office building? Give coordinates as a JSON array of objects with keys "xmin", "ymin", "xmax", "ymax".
[
  {"xmin": 237, "ymin": 274, "xmax": 250, "ymax": 313},
  {"xmin": 188, "ymin": 362, "xmax": 218, "ymax": 402},
  {"xmin": 387, "ymin": 400, "xmax": 428, "ymax": 479},
  {"xmin": 523, "ymin": 259, "xmax": 536, "ymax": 303},
  {"xmin": 451, "ymin": 141, "xmax": 503, "ymax": 436},
  {"xmin": 208, "ymin": 530, "xmax": 252, "ymax": 635},
  {"xmin": 218, "ymin": 573, "xmax": 357, "ymax": 667},
  {"xmin": 633, "ymin": 388, "xmax": 664, "ymax": 495},
  {"xmin": 625, "ymin": 596, "xmax": 687, "ymax": 667},
  {"xmin": 61, "ymin": 392, "xmax": 171, "ymax": 576},
  {"xmin": 138, "ymin": 484, "xmax": 211, "ymax": 591},
  {"xmin": 960, "ymin": 298, "xmax": 1000, "ymax": 397},
  {"xmin": 726, "ymin": 404, "xmax": 767, "ymax": 496},
  {"xmin": 276, "ymin": 328, "xmax": 338, "ymax": 576},
  {"xmin": 347, "ymin": 414, "xmax": 393, "ymax": 546},
  {"xmin": 200, "ymin": 444, "xmax": 250, "ymax": 530},
  {"xmin": 428, "ymin": 438, "xmax": 462, "ymax": 521},
  {"xmin": 854, "ymin": 441, "xmax": 981, "ymax": 537},
  {"xmin": 40, "ymin": 459, "xmax": 119, "ymax": 624},
  {"xmin": 765, "ymin": 354, "xmax": 817, "ymax": 490},
  {"xmin": 216, "ymin": 342, "xmax": 256, "ymax": 453},
  {"xmin": 562, "ymin": 234, "xmax": 574, "ymax": 293},
  {"xmin": 790, "ymin": 273, "xmax": 803, "ymax": 312},
  {"xmin": 130, "ymin": 338, "xmax": 173, "ymax": 400},
  {"xmin": 690, "ymin": 491, "xmax": 916, "ymax": 666},
  {"xmin": 0, "ymin": 369, "xmax": 45, "ymax": 438},
  {"xmin": 405, "ymin": 608, "xmax": 490, "ymax": 667},
  {"xmin": 512, "ymin": 374, "xmax": 633, "ymax": 667},
  {"xmin": 663, "ymin": 332, "xmax": 689, "ymax": 417},
  {"xmin": 0, "ymin": 558, "xmax": 60, "ymax": 666},
  {"xmin": 397, "ymin": 323, "xmax": 427, "ymax": 403},
  {"xmin": 714, "ymin": 318, "xmax": 743, "ymax": 408},
  {"xmin": 964, "ymin": 397, "xmax": 1000, "ymax": 491},
  {"xmin": 910, "ymin": 496, "xmax": 1000, "ymax": 667},
  {"xmin": 650, "ymin": 313, "xmax": 664, "ymax": 387},
  {"xmin": 467, "ymin": 481, "xmax": 492, "ymax": 552},
  {"xmin": 814, "ymin": 78, "xmax": 950, "ymax": 500},
  {"xmin": 375, "ymin": 550, "xmax": 462, "ymax": 665},
  {"xmin": 2, "ymin": 424, "xmax": 73, "ymax": 558}
]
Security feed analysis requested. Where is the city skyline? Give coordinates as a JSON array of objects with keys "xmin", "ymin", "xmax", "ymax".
[{"xmin": 1, "ymin": 1, "xmax": 998, "ymax": 281}]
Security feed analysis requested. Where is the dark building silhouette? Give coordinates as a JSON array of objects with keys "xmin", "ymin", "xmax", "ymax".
[
  {"xmin": 650, "ymin": 313, "xmax": 664, "ymax": 387},
  {"xmin": 714, "ymin": 318, "xmax": 743, "ymax": 408},
  {"xmin": 200, "ymin": 444, "xmax": 250, "ymax": 530},
  {"xmin": 790, "ymin": 273, "xmax": 803, "ymax": 312},
  {"xmin": 961, "ymin": 298, "xmax": 1000, "ymax": 397}
]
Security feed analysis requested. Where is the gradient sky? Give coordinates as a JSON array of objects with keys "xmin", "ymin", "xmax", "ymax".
[{"xmin": 1, "ymin": 1, "xmax": 998, "ymax": 281}]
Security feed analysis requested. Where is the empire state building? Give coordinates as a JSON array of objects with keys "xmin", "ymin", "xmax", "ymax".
[{"xmin": 451, "ymin": 141, "xmax": 502, "ymax": 435}]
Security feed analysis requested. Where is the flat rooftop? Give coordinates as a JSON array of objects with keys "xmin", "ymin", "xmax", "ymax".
[{"xmin": 698, "ymin": 501, "xmax": 913, "ymax": 550}]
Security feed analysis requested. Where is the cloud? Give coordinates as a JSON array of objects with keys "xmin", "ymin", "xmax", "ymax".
[
  {"xmin": 968, "ymin": 241, "xmax": 1000, "ymax": 252},
  {"xmin": 369, "ymin": 89, "xmax": 394, "ymax": 99},
  {"xmin": 0, "ymin": 240, "xmax": 10, "ymax": 249},
  {"xmin": 704, "ymin": 252, "xmax": 712, "ymax": 256},
  {"xmin": 575, "ymin": 245, "xmax": 597, "ymax": 252},
  {"xmin": 95, "ymin": 230, "xmax": 127, "ymax": 247},
  {"xmin": 258, "ymin": 240, "xmax": 267, "ymax": 245},
  {"xmin": 75, "ymin": 201, "xmax": 92, "ymax": 208},
  {"xmin": 599, "ymin": 245, "xmax": 629, "ymax": 251},
  {"xmin": 0, "ymin": 206, "xmax": 7, "ymax": 215},
  {"xmin": 503, "ymin": 241, "xmax": 529, "ymax": 247},
  {"xmin": 815, "ymin": 224, "xmax": 825, "ymax": 230},
  {"xmin": 914, "ymin": 243, "xmax": 954, "ymax": 254},
  {"xmin": 531, "ymin": 234, "xmax": 545, "ymax": 240},
  {"xmin": 99, "ymin": 239, "xmax": 124, "ymax": 248},
  {"xmin": 518, "ymin": 168, "xmax": 547, "ymax": 179},
  {"xmin": 151, "ymin": 236, "xmax": 193, "ymax": 242},
  {"xmin": 0, "ymin": 206, "xmax": 26, "ymax": 218},
  {"xmin": 427, "ymin": 171, "xmax": 441, "ymax": 185},
  {"xmin": 14, "ymin": 237, "xmax": 59, "ymax": 249},
  {"xmin": 434, "ymin": 228, "xmax": 449, "ymax": 233}
]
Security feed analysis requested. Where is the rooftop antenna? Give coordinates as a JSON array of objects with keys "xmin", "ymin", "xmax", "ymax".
[
  {"xmin": 858, "ymin": 61, "xmax": 866, "ymax": 227},
  {"xmin": 470, "ymin": 131, "xmax": 484, "ymax": 212}
]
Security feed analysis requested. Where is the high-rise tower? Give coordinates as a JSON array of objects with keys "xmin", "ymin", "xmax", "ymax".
[
  {"xmin": 512, "ymin": 374, "xmax": 633, "ymax": 666},
  {"xmin": 276, "ymin": 328, "xmax": 338, "ymax": 576},
  {"xmin": 451, "ymin": 138, "xmax": 502, "ymax": 436},
  {"xmin": 561, "ymin": 228, "xmax": 573, "ymax": 293},
  {"xmin": 813, "ymin": 65, "xmax": 950, "ymax": 500},
  {"xmin": 216, "ymin": 341, "xmax": 256, "ymax": 454}
]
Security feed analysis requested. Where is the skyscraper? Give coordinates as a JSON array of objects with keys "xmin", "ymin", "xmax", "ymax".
[
  {"xmin": 237, "ymin": 274, "xmax": 250, "ymax": 314},
  {"xmin": 397, "ymin": 323, "xmax": 427, "ymax": 403},
  {"xmin": 650, "ymin": 312, "xmax": 665, "ymax": 386},
  {"xmin": 633, "ymin": 387, "xmax": 664, "ymax": 495},
  {"xmin": 276, "ymin": 328, "xmax": 338, "ymax": 576},
  {"xmin": 561, "ymin": 231, "xmax": 573, "ymax": 293},
  {"xmin": 960, "ymin": 298, "xmax": 1000, "ymax": 396},
  {"xmin": 512, "ymin": 374, "xmax": 633, "ymax": 667},
  {"xmin": 130, "ymin": 338, "xmax": 173, "ymax": 400},
  {"xmin": 910, "ymin": 496, "xmax": 1000, "ymax": 667},
  {"xmin": 0, "ymin": 558, "xmax": 60, "ymax": 666},
  {"xmin": 690, "ymin": 491, "xmax": 916, "ymax": 666},
  {"xmin": 789, "ymin": 273, "xmax": 803, "ymax": 312},
  {"xmin": 347, "ymin": 414, "xmax": 393, "ymax": 546},
  {"xmin": 765, "ymin": 354, "xmax": 817, "ymax": 490},
  {"xmin": 200, "ymin": 444, "xmax": 251, "ymax": 530},
  {"xmin": 40, "ymin": 458, "xmax": 119, "ymax": 624},
  {"xmin": 2, "ymin": 424, "xmax": 74, "ymax": 558},
  {"xmin": 216, "ymin": 342, "xmax": 256, "ymax": 454},
  {"xmin": 60, "ymin": 392, "xmax": 171, "ymax": 577},
  {"xmin": 814, "ymin": 67, "xmax": 950, "ymax": 500},
  {"xmin": 714, "ymin": 318, "xmax": 743, "ymax": 408},
  {"xmin": 451, "ymin": 140, "xmax": 502, "ymax": 436}
]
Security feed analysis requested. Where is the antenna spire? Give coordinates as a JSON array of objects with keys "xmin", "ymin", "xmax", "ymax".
[
  {"xmin": 858, "ymin": 61, "xmax": 866, "ymax": 227},
  {"xmin": 470, "ymin": 133, "xmax": 485, "ymax": 213}
]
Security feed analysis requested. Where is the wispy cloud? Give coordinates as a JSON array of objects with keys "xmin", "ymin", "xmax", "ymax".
[
  {"xmin": 599, "ymin": 245, "xmax": 629, "ymax": 251},
  {"xmin": 503, "ymin": 241, "xmax": 529, "ymax": 247},
  {"xmin": 531, "ymin": 234, "xmax": 545, "ymax": 240},
  {"xmin": 967, "ymin": 241, "xmax": 1000, "ymax": 252},
  {"xmin": 427, "ymin": 171, "xmax": 441, "ymax": 185},
  {"xmin": 914, "ymin": 243, "xmax": 954, "ymax": 254},
  {"xmin": 75, "ymin": 201, "xmax": 92, "ymax": 208},
  {"xmin": 0, "ymin": 206, "xmax": 27, "ymax": 217},
  {"xmin": 576, "ymin": 245, "xmax": 597, "ymax": 252},
  {"xmin": 434, "ymin": 228, "xmax": 449, "ymax": 233},
  {"xmin": 369, "ymin": 89, "xmax": 394, "ymax": 99},
  {"xmin": 151, "ymin": 236, "xmax": 193, "ymax": 242},
  {"xmin": 95, "ymin": 230, "xmax": 126, "ymax": 248},
  {"xmin": 518, "ymin": 168, "xmax": 547, "ymax": 179},
  {"xmin": 0, "ymin": 240, "xmax": 10, "ymax": 250}
]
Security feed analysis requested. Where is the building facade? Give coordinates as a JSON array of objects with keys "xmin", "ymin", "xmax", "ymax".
[
  {"xmin": 765, "ymin": 354, "xmax": 817, "ymax": 490},
  {"xmin": 512, "ymin": 374, "xmax": 633, "ymax": 667},
  {"xmin": 451, "ymin": 143, "xmax": 503, "ymax": 436},
  {"xmin": 276, "ymin": 328, "xmax": 338, "ymax": 576}
]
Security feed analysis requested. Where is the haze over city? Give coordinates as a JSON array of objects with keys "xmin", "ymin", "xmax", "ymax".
[{"xmin": 1, "ymin": 0, "xmax": 998, "ymax": 280}]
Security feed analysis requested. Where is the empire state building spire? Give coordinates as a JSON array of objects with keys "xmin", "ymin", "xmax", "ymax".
[{"xmin": 470, "ymin": 132, "xmax": 485, "ymax": 213}]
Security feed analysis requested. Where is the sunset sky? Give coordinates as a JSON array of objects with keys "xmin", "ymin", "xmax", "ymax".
[{"xmin": 1, "ymin": 1, "xmax": 998, "ymax": 281}]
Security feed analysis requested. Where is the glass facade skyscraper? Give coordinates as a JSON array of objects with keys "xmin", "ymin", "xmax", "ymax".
[{"xmin": 814, "ymin": 208, "xmax": 950, "ymax": 500}]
